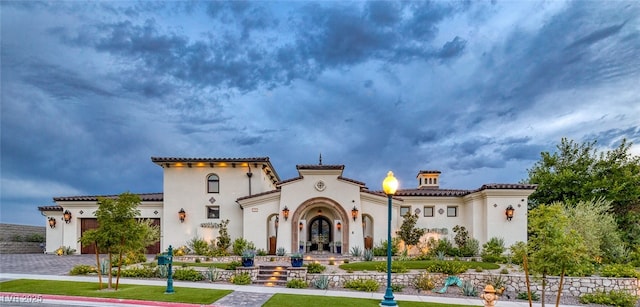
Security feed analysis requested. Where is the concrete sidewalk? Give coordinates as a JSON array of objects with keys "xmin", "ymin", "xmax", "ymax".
[{"xmin": 0, "ymin": 273, "xmax": 584, "ymax": 307}]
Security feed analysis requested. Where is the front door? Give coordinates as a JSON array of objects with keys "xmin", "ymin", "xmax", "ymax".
[{"xmin": 308, "ymin": 216, "xmax": 332, "ymax": 252}]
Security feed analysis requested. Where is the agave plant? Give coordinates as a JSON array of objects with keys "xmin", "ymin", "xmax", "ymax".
[
  {"xmin": 363, "ymin": 248, "xmax": 374, "ymax": 261},
  {"xmin": 314, "ymin": 275, "xmax": 330, "ymax": 289},
  {"xmin": 350, "ymin": 246, "xmax": 363, "ymax": 257}
]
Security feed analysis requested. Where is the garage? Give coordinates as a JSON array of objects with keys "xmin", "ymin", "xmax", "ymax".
[{"xmin": 80, "ymin": 218, "xmax": 161, "ymax": 254}]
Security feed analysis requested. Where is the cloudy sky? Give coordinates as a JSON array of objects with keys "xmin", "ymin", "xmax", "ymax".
[{"xmin": 2, "ymin": 1, "xmax": 639, "ymax": 226}]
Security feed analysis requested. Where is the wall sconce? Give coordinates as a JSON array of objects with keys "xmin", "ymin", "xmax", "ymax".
[
  {"xmin": 351, "ymin": 206, "xmax": 359, "ymax": 221},
  {"xmin": 178, "ymin": 208, "xmax": 186, "ymax": 223},
  {"xmin": 282, "ymin": 206, "xmax": 289, "ymax": 221},
  {"xmin": 275, "ymin": 216, "xmax": 279, "ymax": 229},
  {"xmin": 48, "ymin": 217, "xmax": 57, "ymax": 228},
  {"xmin": 336, "ymin": 221, "xmax": 342, "ymax": 231},
  {"xmin": 63, "ymin": 210, "xmax": 72, "ymax": 224},
  {"xmin": 299, "ymin": 222, "xmax": 303, "ymax": 231},
  {"xmin": 505, "ymin": 205, "xmax": 515, "ymax": 221}
]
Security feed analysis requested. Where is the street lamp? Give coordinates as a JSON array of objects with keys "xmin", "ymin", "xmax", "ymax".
[{"xmin": 381, "ymin": 171, "xmax": 398, "ymax": 307}]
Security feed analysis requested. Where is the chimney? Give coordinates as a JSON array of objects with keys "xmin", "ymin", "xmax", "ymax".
[{"xmin": 417, "ymin": 170, "xmax": 441, "ymax": 189}]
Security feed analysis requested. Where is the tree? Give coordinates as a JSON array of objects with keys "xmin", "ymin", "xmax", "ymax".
[
  {"xmin": 396, "ymin": 212, "xmax": 426, "ymax": 254},
  {"xmin": 527, "ymin": 203, "xmax": 589, "ymax": 307},
  {"xmin": 563, "ymin": 199, "xmax": 625, "ymax": 263},
  {"xmin": 79, "ymin": 192, "xmax": 159, "ymax": 290},
  {"xmin": 526, "ymin": 138, "xmax": 640, "ymax": 247}
]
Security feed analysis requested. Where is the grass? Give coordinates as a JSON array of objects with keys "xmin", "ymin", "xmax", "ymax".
[
  {"xmin": 264, "ymin": 294, "xmax": 474, "ymax": 307},
  {"xmin": 0, "ymin": 279, "xmax": 231, "ymax": 304},
  {"xmin": 339, "ymin": 260, "xmax": 499, "ymax": 271}
]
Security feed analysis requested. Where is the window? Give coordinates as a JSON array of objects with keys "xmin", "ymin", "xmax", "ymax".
[
  {"xmin": 400, "ymin": 206, "xmax": 411, "ymax": 217},
  {"xmin": 207, "ymin": 206, "xmax": 220, "ymax": 219},
  {"xmin": 207, "ymin": 174, "xmax": 219, "ymax": 193},
  {"xmin": 423, "ymin": 206, "xmax": 434, "ymax": 217},
  {"xmin": 447, "ymin": 206, "xmax": 457, "ymax": 217}
]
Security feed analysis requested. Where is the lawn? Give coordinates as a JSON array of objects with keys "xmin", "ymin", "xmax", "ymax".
[
  {"xmin": 264, "ymin": 294, "xmax": 476, "ymax": 307},
  {"xmin": 0, "ymin": 279, "xmax": 231, "ymax": 304},
  {"xmin": 339, "ymin": 260, "xmax": 499, "ymax": 271}
]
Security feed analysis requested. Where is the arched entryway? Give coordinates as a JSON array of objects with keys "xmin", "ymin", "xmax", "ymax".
[
  {"xmin": 291, "ymin": 197, "xmax": 350, "ymax": 254},
  {"xmin": 307, "ymin": 216, "xmax": 332, "ymax": 252}
]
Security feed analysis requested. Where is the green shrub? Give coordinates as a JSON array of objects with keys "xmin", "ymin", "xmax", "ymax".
[
  {"xmin": 195, "ymin": 258, "xmax": 201, "ymax": 263},
  {"xmin": 25, "ymin": 234, "xmax": 45, "ymax": 243},
  {"xmin": 69, "ymin": 265, "xmax": 96, "ymax": 275},
  {"xmin": 232, "ymin": 238, "xmax": 255, "ymax": 256},
  {"xmin": 517, "ymin": 291, "xmax": 540, "ymax": 301},
  {"xmin": 413, "ymin": 272, "xmax": 435, "ymax": 291},
  {"xmin": 375, "ymin": 262, "xmax": 407, "ymax": 273},
  {"xmin": 509, "ymin": 241, "xmax": 527, "ymax": 266},
  {"xmin": 120, "ymin": 267, "xmax": 155, "ymax": 278},
  {"xmin": 173, "ymin": 268, "xmax": 204, "ymax": 281},
  {"xmin": 391, "ymin": 283, "xmax": 404, "ymax": 292},
  {"xmin": 475, "ymin": 266, "xmax": 483, "ymax": 272},
  {"xmin": 344, "ymin": 279, "xmax": 380, "ymax": 292},
  {"xmin": 286, "ymin": 279, "xmax": 308, "ymax": 288},
  {"xmin": 460, "ymin": 238, "xmax": 480, "ymax": 257},
  {"xmin": 276, "ymin": 247, "xmax": 286, "ymax": 256},
  {"xmin": 579, "ymin": 290, "xmax": 638, "ymax": 307},
  {"xmin": 372, "ymin": 238, "xmax": 400, "ymax": 256},
  {"xmin": 305, "ymin": 262, "xmax": 326, "ymax": 274},
  {"xmin": 565, "ymin": 262, "xmax": 595, "ymax": 277},
  {"xmin": 500, "ymin": 268, "xmax": 509, "ymax": 274},
  {"xmin": 481, "ymin": 237, "xmax": 505, "ymax": 262},
  {"xmin": 187, "ymin": 237, "xmax": 210, "ymax": 255},
  {"xmin": 256, "ymin": 249, "xmax": 268, "ymax": 256},
  {"xmin": 424, "ymin": 260, "xmax": 467, "ymax": 275},
  {"xmin": 121, "ymin": 251, "xmax": 148, "ymax": 266},
  {"xmin": 600, "ymin": 263, "xmax": 640, "ymax": 278},
  {"xmin": 231, "ymin": 272, "xmax": 251, "ymax": 285},
  {"xmin": 226, "ymin": 260, "xmax": 242, "ymax": 270}
]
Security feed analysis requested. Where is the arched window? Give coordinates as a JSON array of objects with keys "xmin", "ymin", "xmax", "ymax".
[{"xmin": 207, "ymin": 174, "xmax": 219, "ymax": 193}]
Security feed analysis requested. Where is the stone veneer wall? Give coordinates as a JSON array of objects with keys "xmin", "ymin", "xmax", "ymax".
[
  {"xmin": 0, "ymin": 223, "xmax": 46, "ymax": 254},
  {"xmin": 304, "ymin": 272, "xmax": 640, "ymax": 297}
]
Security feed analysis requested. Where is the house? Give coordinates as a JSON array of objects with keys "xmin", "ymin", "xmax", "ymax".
[{"xmin": 38, "ymin": 156, "xmax": 535, "ymax": 255}]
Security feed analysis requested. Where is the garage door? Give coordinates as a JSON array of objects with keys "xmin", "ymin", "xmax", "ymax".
[{"xmin": 80, "ymin": 218, "xmax": 161, "ymax": 254}]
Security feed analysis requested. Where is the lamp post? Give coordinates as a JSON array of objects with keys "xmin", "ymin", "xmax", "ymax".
[{"xmin": 381, "ymin": 171, "xmax": 398, "ymax": 307}]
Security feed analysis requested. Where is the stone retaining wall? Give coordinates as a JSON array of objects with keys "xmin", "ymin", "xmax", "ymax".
[
  {"xmin": 0, "ymin": 223, "xmax": 46, "ymax": 254},
  {"xmin": 305, "ymin": 272, "xmax": 640, "ymax": 297}
]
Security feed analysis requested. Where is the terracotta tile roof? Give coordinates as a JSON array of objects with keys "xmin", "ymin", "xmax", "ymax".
[
  {"xmin": 337, "ymin": 176, "xmax": 366, "ymax": 186},
  {"xmin": 276, "ymin": 176, "xmax": 304, "ymax": 185},
  {"xmin": 395, "ymin": 189, "xmax": 471, "ymax": 197},
  {"xmin": 474, "ymin": 183, "xmax": 537, "ymax": 192},
  {"xmin": 38, "ymin": 205, "xmax": 63, "ymax": 211},
  {"xmin": 296, "ymin": 164, "xmax": 345, "ymax": 170},
  {"xmin": 151, "ymin": 157, "xmax": 271, "ymax": 163},
  {"xmin": 237, "ymin": 189, "xmax": 280, "ymax": 201},
  {"xmin": 53, "ymin": 193, "xmax": 163, "ymax": 202}
]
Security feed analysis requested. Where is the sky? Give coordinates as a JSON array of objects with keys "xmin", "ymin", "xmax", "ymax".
[{"xmin": 1, "ymin": 1, "xmax": 639, "ymax": 226}]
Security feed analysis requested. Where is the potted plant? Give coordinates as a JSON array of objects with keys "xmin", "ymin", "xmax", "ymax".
[
  {"xmin": 335, "ymin": 241, "xmax": 342, "ymax": 254},
  {"xmin": 290, "ymin": 253, "xmax": 304, "ymax": 267},
  {"xmin": 241, "ymin": 249, "xmax": 255, "ymax": 267}
]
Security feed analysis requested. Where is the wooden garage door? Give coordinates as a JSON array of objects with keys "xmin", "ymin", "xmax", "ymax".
[{"xmin": 81, "ymin": 218, "xmax": 160, "ymax": 254}]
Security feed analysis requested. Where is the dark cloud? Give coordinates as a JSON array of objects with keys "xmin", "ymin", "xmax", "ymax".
[{"xmin": 438, "ymin": 36, "xmax": 467, "ymax": 59}]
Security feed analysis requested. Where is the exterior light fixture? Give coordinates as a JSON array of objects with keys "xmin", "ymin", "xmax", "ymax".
[
  {"xmin": 505, "ymin": 205, "xmax": 515, "ymax": 221},
  {"xmin": 336, "ymin": 221, "xmax": 342, "ymax": 231},
  {"xmin": 282, "ymin": 206, "xmax": 289, "ymax": 221},
  {"xmin": 351, "ymin": 206, "xmax": 359, "ymax": 221},
  {"xmin": 299, "ymin": 222, "xmax": 303, "ymax": 231},
  {"xmin": 381, "ymin": 171, "xmax": 398, "ymax": 307},
  {"xmin": 63, "ymin": 210, "xmax": 72, "ymax": 224},
  {"xmin": 48, "ymin": 217, "xmax": 57, "ymax": 228},
  {"xmin": 178, "ymin": 208, "xmax": 186, "ymax": 223},
  {"xmin": 275, "ymin": 216, "xmax": 279, "ymax": 229}
]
